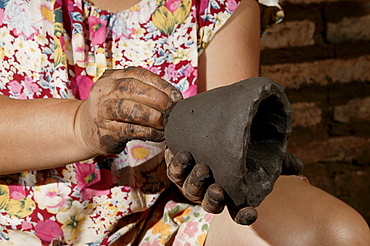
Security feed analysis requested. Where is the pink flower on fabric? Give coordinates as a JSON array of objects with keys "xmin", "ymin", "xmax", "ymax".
[
  {"xmin": 76, "ymin": 75, "xmax": 94, "ymax": 100},
  {"xmin": 140, "ymin": 240, "xmax": 161, "ymax": 246},
  {"xmin": 8, "ymin": 81, "xmax": 22, "ymax": 94},
  {"xmin": 21, "ymin": 221, "xmax": 33, "ymax": 230},
  {"xmin": 167, "ymin": 64, "xmax": 178, "ymax": 79},
  {"xmin": 79, "ymin": 169, "xmax": 112, "ymax": 200},
  {"xmin": 8, "ymin": 185, "xmax": 26, "ymax": 200},
  {"xmin": 227, "ymin": 0, "xmax": 238, "ymax": 11},
  {"xmin": 183, "ymin": 221, "xmax": 198, "ymax": 237},
  {"xmin": 182, "ymin": 84, "xmax": 197, "ymax": 98},
  {"xmin": 165, "ymin": 0, "xmax": 181, "ymax": 12},
  {"xmin": 24, "ymin": 76, "xmax": 39, "ymax": 94},
  {"xmin": 150, "ymin": 66, "xmax": 159, "ymax": 74},
  {"xmin": 35, "ymin": 220, "xmax": 63, "ymax": 242},
  {"xmin": 199, "ymin": 0, "xmax": 209, "ymax": 14},
  {"xmin": 204, "ymin": 212, "xmax": 214, "ymax": 223},
  {"xmin": 76, "ymin": 163, "xmax": 101, "ymax": 191},
  {"xmin": 182, "ymin": 64, "xmax": 194, "ymax": 77},
  {"xmin": 165, "ymin": 200, "xmax": 178, "ymax": 210},
  {"xmin": 89, "ymin": 16, "xmax": 108, "ymax": 46},
  {"xmin": 18, "ymin": 92, "xmax": 28, "ymax": 100},
  {"xmin": 76, "ymin": 164, "xmax": 112, "ymax": 200},
  {"xmin": 0, "ymin": 9, "xmax": 4, "ymax": 25}
]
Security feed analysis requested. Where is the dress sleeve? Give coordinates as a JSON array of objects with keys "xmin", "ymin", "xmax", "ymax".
[
  {"xmin": 259, "ymin": 0, "xmax": 284, "ymax": 35},
  {"xmin": 197, "ymin": 0, "xmax": 283, "ymax": 53}
]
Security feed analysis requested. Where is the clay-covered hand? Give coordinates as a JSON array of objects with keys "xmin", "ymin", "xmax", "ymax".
[
  {"xmin": 165, "ymin": 150, "xmax": 305, "ymax": 225},
  {"xmin": 281, "ymin": 152, "xmax": 304, "ymax": 175},
  {"xmin": 165, "ymin": 149, "xmax": 258, "ymax": 225},
  {"xmin": 75, "ymin": 67, "xmax": 183, "ymax": 156}
]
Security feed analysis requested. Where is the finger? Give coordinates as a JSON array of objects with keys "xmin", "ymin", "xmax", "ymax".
[
  {"xmin": 281, "ymin": 153, "xmax": 304, "ymax": 175},
  {"xmin": 201, "ymin": 183, "xmax": 225, "ymax": 214},
  {"xmin": 120, "ymin": 67, "xmax": 183, "ymax": 103},
  {"xmin": 100, "ymin": 121, "xmax": 164, "ymax": 154},
  {"xmin": 164, "ymin": 148, "xmax": 174, "ymax": 167},
  {"xmin": 112, "ymin": 78, "xmax": 173, "ymax": 114},
  {"xmin": 167, "ymin": 150, "xmax": 194, "ymax": 187},
  {"xmin": 182, "ymin": 163, "xmax": 213, "ymax": 204},
  {"xmin": 101, "ymin": 98, "xmax": 165, "ymax": 130},
  {"xmin": 233, "ymin": 207, "xmax": 258, "ymax": 226}
]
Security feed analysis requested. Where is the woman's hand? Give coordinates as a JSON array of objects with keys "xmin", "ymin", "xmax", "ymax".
[
  {"xmin": 165, "ymin": 149, "xmax": 303, "ymax": 225},
  {"xmin": 75, "ymin": 67, "xmax": 183, "ymax": 156}
]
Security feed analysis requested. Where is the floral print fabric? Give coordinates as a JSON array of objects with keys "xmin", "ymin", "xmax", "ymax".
[{"xmin": 0, "ymin": 0, "xmax": 282, "ymax": 245}]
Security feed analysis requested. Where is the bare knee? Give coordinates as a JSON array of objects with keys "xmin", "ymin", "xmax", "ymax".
[
  {"xmin": 205, "ymin": 176, "xmax": 370, "ymax": 246},
  {"xmin": 257, "ymin": 176, "xmax": 370, "ymax": 245},
  {"xmin": 320, "ymin": 204, "xmax": 370, "ymax": 246}
]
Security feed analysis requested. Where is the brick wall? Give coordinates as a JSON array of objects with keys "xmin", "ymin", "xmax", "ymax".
[{"xmin": 260, "ymin": 0, "xmax": 370, "ymax": 224}]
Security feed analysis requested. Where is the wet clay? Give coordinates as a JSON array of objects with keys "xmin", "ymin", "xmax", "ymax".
[{"xmin": 164, "ymin": 77, "xmax": 292, "ymax": 209}]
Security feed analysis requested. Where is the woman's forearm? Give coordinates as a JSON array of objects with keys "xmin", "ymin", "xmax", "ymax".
[
  {"xmin": 0, "ymin": 68, "xmax": 182, "ymax": 174},
  {"xmin": 0, "ymin": 95, "xmax": 93, "ymax": 174}
]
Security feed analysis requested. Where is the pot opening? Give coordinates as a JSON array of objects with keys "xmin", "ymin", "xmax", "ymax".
[
  {"xmin": 249, "ymin": 95, "xmax": 287, "ymax": 144},
  {"xmin": 244, "ymin": 95, "xmax": 288, "ymax": 205}
]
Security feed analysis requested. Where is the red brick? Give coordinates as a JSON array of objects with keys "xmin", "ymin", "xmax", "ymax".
[
  {"xmin": 327, "ymin": 15, "xmax": 370, "ymax": 43},
  {"xmin": 288, "ymin": 136, "xmax": 370, "ymax": 164},
  {"xmin": 260, "ymin": 55, "xmax": 370, "ymax": 89},
  {"xmin": 291, "ymin": 102, "xmax": 322, "ymax": 128},
  {"xmin": 334, "ymin": 97, "xmax": 370, "ymax": 123}
]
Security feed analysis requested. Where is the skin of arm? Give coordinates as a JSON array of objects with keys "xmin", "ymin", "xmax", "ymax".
[
  {"xmin": 0, "ymin": 95, "xmax": 89, "ymax": 173},
  {"xmin": 198, "ymin": 0, "xmax": 261, "ymax": 92}
]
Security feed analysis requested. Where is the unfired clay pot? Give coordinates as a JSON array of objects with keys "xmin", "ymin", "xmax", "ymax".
[{"xmin": 164, "ymin": 77, "xmax": 292, "ymax": 209}]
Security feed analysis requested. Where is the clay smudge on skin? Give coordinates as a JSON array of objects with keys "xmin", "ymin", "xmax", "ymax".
[
  {"xmin": 169, "ymin": 89, "xmax": 183, "ymax": 103},
  {"xmin": 121, "ymin": 103, "xmax": 151, "ymax": 124},
  {"xmin": 235, "ymin": 207, "xmax": 258, "ymax": 226},
  {"xmin": 125, "ymin": 67, "xmax": 183, "ymax": 102},
  {"xmin": 105, "ymin": 99, "xmax": 153, "ymax": 125},
  {"xmin": 100, "ymin": 134, "xmax": 127, "ymax": 154},
  {"xmin": 167, "ymin": 151, "xmax": 194, "ymax": 186},
  {"xmin": 114, "ymin": 78, "xmax": 146, "ymax": 94},
  {"xmin": 202, "ymin": 183, "xmax": 225, "ymax": 214},
  {"xmin": 183, "ymin": 163, "xmax": 213, "ymax": 203},
  {"xmin": 145, "ymin": 128, "xmax": 165, "ymax": 142},
  {"xmin": 119, "ymin": 124, "xmax": 165, "ymax": 142},
  {"xmin": 132, "ymin": 104, "xmax": 150, "ymax": 123}
]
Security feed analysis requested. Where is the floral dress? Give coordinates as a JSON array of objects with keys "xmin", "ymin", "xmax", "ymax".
[{"xmin": 0, "ymin": 0, "xmax": 283, "ymax": 245}]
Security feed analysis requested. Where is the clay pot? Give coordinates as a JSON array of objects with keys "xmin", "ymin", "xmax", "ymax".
[{"xmin": 164, "ymin": 77, "xmax": 292, "ymax": 209}]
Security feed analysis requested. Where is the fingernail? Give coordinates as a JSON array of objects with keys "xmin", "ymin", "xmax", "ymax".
[{"xmin": 170, "ymin": 89, "xmax": 183, "ymax": 103}]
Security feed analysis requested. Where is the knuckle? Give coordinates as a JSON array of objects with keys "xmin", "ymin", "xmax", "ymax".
[
  {"xmin": 116, "ymin": 78, "xmax": 140, "ymax": 94},
  {"xmin": 98, "ymin": 99, "xmax": 116, "ymax": 119},
  {"xmin": 201, "ymin": 192, "xmax": 224, "ymax": 214},
  {"xmin": 100, "ymin": 69, "xmax": 117, "ymax": 79},
  {"xmin": 148, "ymin": 128, "xmax": 164, "ymax": 141},
  {"xmin": 124, "ymin": 66, "xmax": 150, "ymax": 81},
  {"xmin": 207, "ymin": 183, "xmax": 225, "ymax": 202}
]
